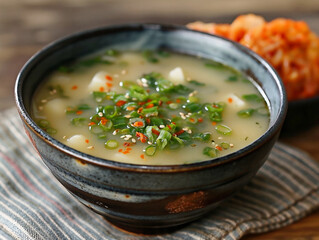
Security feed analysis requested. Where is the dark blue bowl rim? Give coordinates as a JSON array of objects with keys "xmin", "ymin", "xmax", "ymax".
[{"xmin": 15, "ymin": 23, "xmax": 287, "ymax": 172}]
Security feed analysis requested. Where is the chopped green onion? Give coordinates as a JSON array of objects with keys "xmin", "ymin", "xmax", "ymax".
[
  {"xmin": 89, "ymin": 124, "xmax": 104, "ymax": 134},
  {"xmin": 242, "ymin": 94, "xmax": 263, "ymax": 102},
  {"xmin": 209, "ymin": 112, "xmax": 222, "ymax": 122},
  {"xmin": 120, "ymin": 81, "xmax": 135, "ymax": 89},
  {"xmin": 112, "ymin": 117, "xmax": 128, "ymax": 129},
  {"xmin": 203, "ymin": 147, "xmax": 218, "ymax": 158},
  {"xmin": 93, "ymin": 91, "xmax": 107, "ymax": 102},
  {"xmin": 226, "ymin": 75, "xmax": 238, "ymax": 82},
  {"xmin": 99, "ymin": 120, "xmax": 113, "ymax": 131},
  {"xmin": 141, "ymin": 106, "xmax": 158, "ymax": 117},
  {"xmin": 156, "ymin": 130, "xmax": 172, "ymax": 150},
  {"xmin": 103, "ymin": 106, "xmax": 118, "ymax": 118},
  {"xmin": 38, "ymin": 119, "xmax": 50, "ymax": 128},
  {"xmin": 183, "ymin": 102, "xmax": 202, "ymax": 113},
  {"xmin": 237, "ymin": 108, "xmax": 255, "ymax": 118},
  {"xmin": 193, "ymin": 133, "xmax": 211, "ymax": 142},
  {"xmin": 142, "ymin": 50, "xmax": 158, "ymax": 63},
  {"xmin": 215, "ymin": 124, "xmax": 232, "ymax": 135},
  {"xmin": 188, "ymin": 80, "xmax": 205, "ymax": 86},
  {"xmin": 144, "ymin": 145, "xmax": 157, "ymax": 156},
  {"xmin": 105, "ymin": 140, "xmax": 119, "ymax": 149},
  {"xmin": 129, "ymin": 85, "xmax": 148, "ymax": 101},
  {"xmin": 77, "ymin": 104, "xmax": 91, "ymax": 110},
  {"xmin": 220, "ymin": 142, "xmax": 230, "ymax": 149},
  {"xmin": 187, "ymin": 96, "xmax": 199, "ymax": 103},
  {"xmin": 71, "ymin": 117, "xmax": 87, "ymax": 127},
  {"xmin": 46, "ymin": 128, "xmax": 57, "ymax": 134}
]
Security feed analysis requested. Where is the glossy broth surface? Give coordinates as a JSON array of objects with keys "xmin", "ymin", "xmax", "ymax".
[{"xmin": 31, "ymin": 50, "xmax": 269, "ymax": 165}]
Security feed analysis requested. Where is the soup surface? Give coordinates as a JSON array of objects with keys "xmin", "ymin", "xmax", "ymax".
[{"xmin": 31, "ymin": 50, "xmax": 269, "ymax": 165}]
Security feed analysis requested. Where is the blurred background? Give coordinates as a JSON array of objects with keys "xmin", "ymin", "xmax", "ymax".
[{"xmin": 1, "ymin": 0, "xmax": 319, "ymax": 110}]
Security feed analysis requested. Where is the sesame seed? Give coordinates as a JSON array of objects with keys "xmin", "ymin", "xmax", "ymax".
[
  {"xmin": 87, "ymin": 146, "xmax": 94, "ymax": 150},
  {"xmin": 96, "ymin": 97, "xmax": 102, "ymax": 102},
  {"xmin": 98, "ymin": 112, "xmax": 103, "ymax": 117},
  {"xmin": 147, "ymin": 141, "xmax": 152, "ymax": 145},
  {"xmin": 112, "ymin": 130, "xmax": 118, "ymax": 135},
  {"xmin": 230, "ymin": 143, "xmax": 234, "ymax": 148},
  {"xmin": 131, "ymin": 138, "xmax": 136, "ymax": 143},
  {"xmin": 62, "ymin": 136, "xmax": 67, "ymax": 139},
  {"xmin": 218, "ymin": 137, "xmax": 223, "ymax": 140},
  {"xmin": 121, "ymin": 69, "xmax": 127, "ymax": 75},
  {"xmin": 159, "ymin": 125, "xmax": 165, "ymax": 128},
  {"xmin": 113, "ymin": 74, "xmax": 119, "ymax": 78},
  {"xmin": 41, "ymin": 99, "xmax": 47, "ymax": 103},
  {"xmin": 124, "ymin": 115, "xmax": 131, "ymax": 118},
  {"xmin": 120, "ymin": 135, "xmax": 126, "ymax": 138},
  {"xmin": 38, "ymin": 106, "xmax": 44, "ymax": 111}
]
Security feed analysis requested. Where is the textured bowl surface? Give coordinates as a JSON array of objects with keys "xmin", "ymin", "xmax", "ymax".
[{"xmin": 15, "ymin": 23, "xmax": 287, "ymax": 233}]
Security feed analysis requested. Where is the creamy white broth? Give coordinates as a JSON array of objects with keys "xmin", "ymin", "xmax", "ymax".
[{"xmin": 32, "ymin": 50, "xmax": 269, "ymax": 165}]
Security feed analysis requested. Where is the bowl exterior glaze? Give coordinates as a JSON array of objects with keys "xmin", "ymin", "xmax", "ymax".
[{"xmin": 15, "ymin": 24, "xmax": 287, "ymax": 232}]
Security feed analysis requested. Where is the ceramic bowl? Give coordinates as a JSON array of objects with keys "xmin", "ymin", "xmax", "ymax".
[{"xmin": 15, "ymin": 23, "xmax": 287, "ymax": 233}]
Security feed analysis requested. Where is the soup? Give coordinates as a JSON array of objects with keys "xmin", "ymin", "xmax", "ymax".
[{"xmin": 31, "ymin": 50, "xmax": 269, "ymax": 165}]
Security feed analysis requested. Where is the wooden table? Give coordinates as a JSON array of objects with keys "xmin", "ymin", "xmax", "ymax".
[{"xmin": 1, "ymin": 1, "xmax": 319, "ymax": 239}]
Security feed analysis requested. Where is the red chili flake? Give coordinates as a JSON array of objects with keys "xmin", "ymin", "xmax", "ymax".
[
  {"xmin": 136, "ymin": 132, "xmax": 147, "ymax": 143},
  {"xmin": 123, "ymin": 142, "xmax": 132, "ymax": 147},
  {"xmin": 71, "ymin": 85, "xmax": 78, "ymax": 90},
  {"xmin": 213, "ymin": 104, "xmax": 219, "ymax": 108},
  {"xmin": 216, "ymin": 146, "xmax": 223, "ymax": 151},
  {"xmin": 137, "ymin": 107, "xmax": 143, "ymax": 113},
  {"xmin": 76, "ymin": 110, "xmax": 83, "ymax": 115},
  {"xmin": 167, "ymin": 125, "xmax": 172, "ymax": 130},
  {"xmin": 212, "ymin": 121, "xmax": 217, "ymax": 126},
  {"xmin": 99, "ymin": 86, "xmax": 105, "ymax": 92},
  {"xmin": 88, "ymin": 122, "xmax": 96, "ymax": 126},
  {"xmin": 228, "ymin": 97, "xmax": 233, "ymax": 103},
  {"xmin": 145, "ymin": 103, "xmax": 154, "ymax": 109},
  {"xmin": 145, "ymin": 118, "xmax": 151, "ymax": 124},
  {"xmin": 176, "ymin": 99, "xmax": 181, "ymax": 103},
  {"xmin": 126, "ymin": 106, "xmax": 135, "ymax": 111},
  {"xmin": 116, "ymin": 100, "xmax": 127, "ymax": 107},
  {"xmin": 106, "ymin": 82, "xmax": 113, "ymax": 88},
  {"xmin": 166, "ymin": 100, "xmax": 173, "ymax": 104},
  {"xmin": 100, "ymin": 118, "xmax": 108, "ymax": 125},
  {"xmin": 105, "ymin": 75, "xmax": 113, "ymax": 81},
  {"xmin": 146, "ymin": 99, "xmax": 152, "ymax": 103},
  {"xmin": 152, "ymin": 128, "xmax": 160, "ymax": 136},
  {"xmin": 133, "ymin": 121, "xmax": 144, "ymax": 127},
  {"xmin": 198, "ymin": 118, "xmax": 203, "ymax": 123},
  {"xmin": 158, "ymin": 100, "xmax": 163, "ymax": 106},
  {"xmin": 118, "ymin": 149, "xmax": 123, "ymax": 152},
  {"xmin": 138, "ymin": 101, "xmax": 145, "ymax": 106},
  {"xmin": 175, "ymin": 130, "xmax": 185, "ymax": 136},
  {"xmin": 140, "ymin": 154, "xmax": 145, "ymax": 159},
  {"xmin": 146, "ymin": 89, "xmax": 150, "ymax": 93},
  {"xmin": 189, "ymin": 118, "xmax": 196, "ymax": 123},
  {"xmin": 85, "ymin": 139, "xmax": 89, "ymax": 144}
]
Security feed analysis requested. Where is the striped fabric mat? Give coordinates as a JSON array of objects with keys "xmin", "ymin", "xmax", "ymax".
[{"xmin": 1, "ymin": 107, "xmax": 319, "ymax": 240}]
